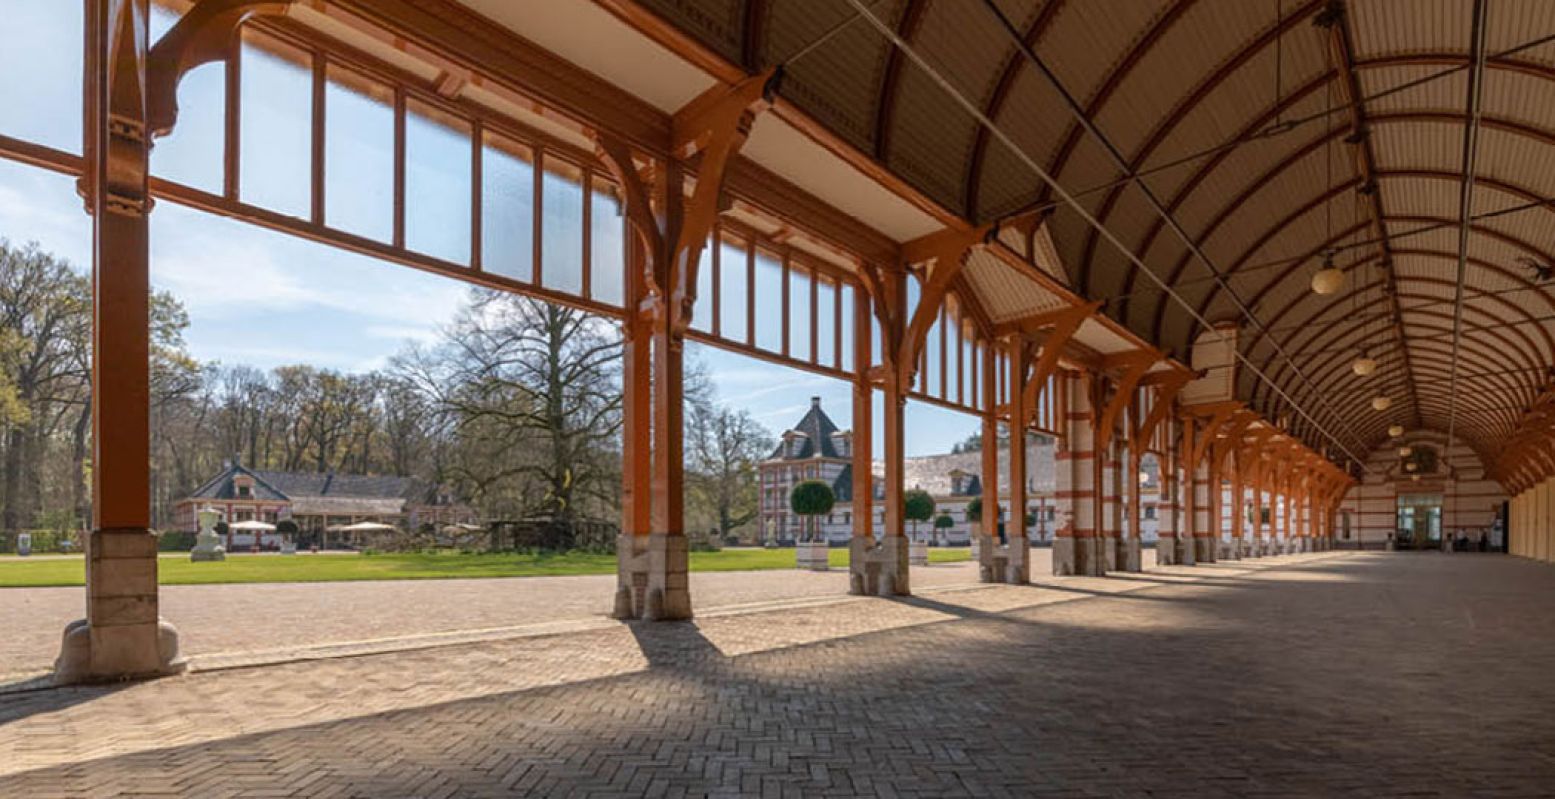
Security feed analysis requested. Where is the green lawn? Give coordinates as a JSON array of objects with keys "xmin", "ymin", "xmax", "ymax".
[{"xmin": 0, "ymin": 547, "xmax": 971, "ymax": 588}]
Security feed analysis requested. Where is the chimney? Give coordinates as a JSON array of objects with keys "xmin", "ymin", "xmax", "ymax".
[{"xmin": 811, "ymin": 396, "xmax": 821, "ymax": 409}]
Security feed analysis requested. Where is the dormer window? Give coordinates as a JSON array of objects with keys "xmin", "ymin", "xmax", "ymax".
[{"xmin": 234, "ymin": 475, "xmax": 255, "ymax": 500}]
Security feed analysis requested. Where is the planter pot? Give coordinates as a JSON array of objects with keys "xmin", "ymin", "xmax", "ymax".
[
  {"xmin": 908, "ymin": 541, "xmax": 930, "ymax": 566},
  {"xmin": 795, "ymin": 541, "xmax": 830, "ymax": 571}
]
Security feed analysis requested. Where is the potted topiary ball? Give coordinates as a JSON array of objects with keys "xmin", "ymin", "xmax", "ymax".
[
  {"xmin": 789, "ymin": 479, "xmax": 836, "ymax": 571},
  {"xmin": 904, "ymin": 489, "xmax": 935, "ymax": 565}
]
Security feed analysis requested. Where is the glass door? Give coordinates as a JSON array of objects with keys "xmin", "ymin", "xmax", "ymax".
[{"xmin": 1396, "ymin": 494, "xmax": 1443, "ymax": 550}]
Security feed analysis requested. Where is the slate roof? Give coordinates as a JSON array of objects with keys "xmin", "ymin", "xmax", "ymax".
[
  {"xmin": 768, "ymin": 397, "xmax": 846, "ymax": 460},
  {"xmin": 186, "ymin": 462, "xmax": 440, "ymax": 507}
]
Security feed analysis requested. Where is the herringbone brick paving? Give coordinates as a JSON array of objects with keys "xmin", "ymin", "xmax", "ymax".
[
  {"xmin": 3, "ymin": 553, "xmax": 1019, "ymax": 676},
  {"xmin": 3, "ymin": 552, "xmax": 1553, "ymax": 797}
]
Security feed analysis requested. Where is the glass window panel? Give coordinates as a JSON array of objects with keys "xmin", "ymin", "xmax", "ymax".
[
  {"xmin": 0, "ymin": 159, "xmax": 91, "ymax": 267},
  {"xmin": 964, "ymin": 328, "xmax": 976, "ymax": 404},
  {"xmin": 789, "ymin": 265, "xmax": 811, "ymax": 360},
  {"xmin": 839, "ymin": 284, "xmax": 854, "ymax": 373},
  {"xmin": 753, "ymin": 249, "xmax": 783, "ymax": 352},
  {"xmin": 692, "ymin": 233, "xmax": 713, "ymax": 333},
  {"xmin": 541, "ymin": 157, "xmax": 584, "ymax": 297},
  {"xmin": 719, "ymin": 237, "xmax": 747, "ymax": 342},
  {"xmin": 151, "ymin": 61, "xmax": 224, "ymax": 193},
  {"xmin": 0, "ymin": 0, "xmax": 83, "ymax": 152},
  {"xmin": 240, "ymin": 31, "xmax": 312, "ymax": 218},
  {"xmin": 923, "ymin": 312, "xmax": 940, "ymax": 395},
  {"xmin": 590, "ymin": 180, "xmax": 625, "ymax": 307},
  {"xmin": 150, "ymin": 0, "xmax": 177, "ymax": 41},
  {"xmin": 816, "ymin": 277, "xmax": 836, "ymax": 368},
  {"xmin": 871, "ymin": 301, "xmax": 882, "ymax": 368},
  {"xmin": 404, "ymin": 99, "xmax": 471, "ymax": 264},
  {"xmin": 480, "ymin": 131, "xmax": 533, "ymax": 282},
  {"xmin": 325, "ymin": 65, "xmax": 393, "ymax": 242}
]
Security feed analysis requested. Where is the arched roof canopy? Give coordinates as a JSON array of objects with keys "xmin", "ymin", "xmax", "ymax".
[{"xmin": 621, "ymin": 0, "xmax": 1555, "ymax": 472}]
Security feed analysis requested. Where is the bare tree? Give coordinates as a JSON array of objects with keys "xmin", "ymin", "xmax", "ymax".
[
  {"xmin": 687, "ymin": 402, "xmax": 772, "ymax": 540},
  {"xmin": 397, "ymin": 289, "xmax": 623, "ymax": 524}
]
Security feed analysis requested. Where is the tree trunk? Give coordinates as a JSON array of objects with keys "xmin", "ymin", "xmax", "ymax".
[
  {"xmin": 71, "ymin": 402, "xmax": 90, "ymax": 526},
  {"xmin": 3, "ymin": 423, "xmax": 25, "ymax": 531}
]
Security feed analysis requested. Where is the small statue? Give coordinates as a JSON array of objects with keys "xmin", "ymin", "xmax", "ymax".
[{"xmin": 191, "ymin": 506, "xmax": 226, "ymax": 562}]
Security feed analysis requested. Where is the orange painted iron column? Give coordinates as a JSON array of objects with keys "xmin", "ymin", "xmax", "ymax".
[
  {"xmin": 56, "ymin": 0, "xmax": 184, "ymax": 684},
  {"xmin": 974, "ymin": 341, "xmax": 1000, "ymax": 581},
  {"xmin": 1004, "ymin": 336, "xmax": 1030, "ymax": 583},
  {"xmin": 1179, "ymin": 415, "xmax": 1199, "ymax": 566},
  {"xmin": 1231, "ymin": 450, "xmax": 1246, "ymax": 559},
  {"xmin": 1155, "ymin": 417, "xmax": 1183, "ymax": 565},
  {"xmin": 847, "ymin": 272, "xmax": 875, "ymax": 593}
]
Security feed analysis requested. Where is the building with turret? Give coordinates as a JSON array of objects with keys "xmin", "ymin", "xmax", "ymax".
[{"xmin": 757, "ymin": 398, "xmax": 1160, "ymax": 545}]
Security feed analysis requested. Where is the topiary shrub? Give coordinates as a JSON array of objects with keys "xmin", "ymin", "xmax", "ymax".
[
  {"xmin": 933, "ymin": 513, "xmax": 954, "ymax": 545},
  {"xmin": 789, "ymin": 480, "xmax": 836, "ymax": 544},
  {"xmin": 904, "ymin": 489, "xmax": 935, "ymax": 542}
]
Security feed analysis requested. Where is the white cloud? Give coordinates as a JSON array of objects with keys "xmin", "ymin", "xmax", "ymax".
[{"xmin": 363, "ymin": 324, "xmax": 444, "ymax": 345}]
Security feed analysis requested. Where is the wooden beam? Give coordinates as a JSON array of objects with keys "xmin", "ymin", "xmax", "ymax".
[
  {"xmin": 668, "ymin": 68, "xmax": 778, "ymax": 333},
  {"xmin": 1188, "ymin": 403, "xmax": 1241, "ymax": 468},
  {"xmin": 993, "ymin": 300, "xmax": 1100, "ymax": 339},
  {"xmin": 1021, "ymin": 302, "xmax": 1101, "ymax": 427},
  {"xmin": 1096, "ymin": 352, "xmax": 1158, "ymax": 452},
  {"xmin": 1132, "ymin": 371, "xmax": 1192, "ymax": 452},
  {"xmin": 591, "ymin": 0, "xmax": 965, "ymax": 228},
  {"xmin": 899, "ymin": 224, "xmax": 991, "ymax": 386},
  {"xmin": 146, "ymin": 0, "xmax": 297, "ymax": 136}
]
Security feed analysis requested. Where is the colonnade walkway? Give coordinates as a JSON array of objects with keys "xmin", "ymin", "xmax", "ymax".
[{"xmin": 3, "ymin": 551, "xmax": 1550, "ymax": 796}]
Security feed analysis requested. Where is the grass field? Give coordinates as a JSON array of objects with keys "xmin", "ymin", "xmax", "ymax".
[{"xmin": 0, "ymin": 547, "xmax": 972, "ymax": 588}]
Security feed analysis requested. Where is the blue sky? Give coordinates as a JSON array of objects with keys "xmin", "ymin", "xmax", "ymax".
[{"xmin": 0, "ymin": 0, "xmax": 977, "ymax": 455}]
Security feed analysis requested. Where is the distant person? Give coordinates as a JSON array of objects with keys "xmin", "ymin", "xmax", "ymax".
[{"xmin": 1478, "ymin": 531, "xmax": 1489, "ymax": 552}]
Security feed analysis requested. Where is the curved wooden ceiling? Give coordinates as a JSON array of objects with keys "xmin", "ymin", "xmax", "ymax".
[{"xmin": 633, "ymin": 0, "xmax": 1555, "ymax": 464}]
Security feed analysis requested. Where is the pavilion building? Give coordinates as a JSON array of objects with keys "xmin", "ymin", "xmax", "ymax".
[{"xmin": 174, "ymin": 462, "xmax": 477, "ymax": 549}]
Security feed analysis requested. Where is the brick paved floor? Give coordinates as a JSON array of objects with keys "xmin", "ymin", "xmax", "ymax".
[
  {"xmin": 3, "ymin": 551, "xmax": 1550, "ymax": 797},
  {"xmin": 4, "ymin": 549, "xmax": 1117, "ymax": 677}
]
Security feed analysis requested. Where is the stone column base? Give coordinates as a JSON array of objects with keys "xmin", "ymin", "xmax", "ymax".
[
  {"xmin": 1052, "ymin": 536, "xmax": 1078, "ymax": 575},
  {"xmin": 614, "ymin": 532, "xmax": 691, "ymax": 621},
  {"xmin": 55, "ymin": 617, "xmax": 184, "ymax": 685},
  {"xmin": 1077, "ymin": 536, "xmax": 1106, "ymax": 576},
  {"xmin": 1227, "ymin": 538, "xmax": 1243, "ymax": 560},
  {"xmin": 1004, "ymin": 537, "xmax": 1031, "ymax": 584},
  {"xmin": 1156, "ymin": 535, "xmax": 1180, "ymax": 565},
  {"xmin": 55, "ymin": 528, "xmax": 185, "ymax": 685},
  {"xmin": 907, "ymin": 541, "xmax": 929, "ymax": 566},
  {"xmin": 1122, "ymin": 536, "xmax": 1142, "ymax": 572},
  {"xmin": 1194, "ymin": 536, "xmax": 1216, "ymax": 563},
  {"xmin": 1094, "ymin": 534, "xmax": 1119, "ymax": 572},
  {"xmin": 849, "ymin": 536, "xmax": 910, "ymax": 596},
  {"xmin": 1179, "ymin": 534, "xmax": 1196, "ymax": 566}
]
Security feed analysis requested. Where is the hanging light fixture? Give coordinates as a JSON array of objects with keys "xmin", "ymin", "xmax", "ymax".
[
  {"xmin": 1412, "ymin": 474, "xmax": 1421, "ymax": 482},
  {"xmin": 1351, "ymin": 350, "xmax": 1378, "ymax": 376},
  {"xmin": 1399, "ymin": 446, "xmax": 1412, "ymax": 457},
  {"xmin": 1311, "ymin": 252, "xmax": 1344, "ymax": 295},
  {"xmin": 1372, "ymin": 396, "xmax": 1392, "ymax": 411},
  {"xmin": 1405, "ymin": 461, "xmax": 1417, "ymax": 472},
  {"xmin": 1388, "ymin": 424, "xmax": 1404, "ymax": 437}
]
